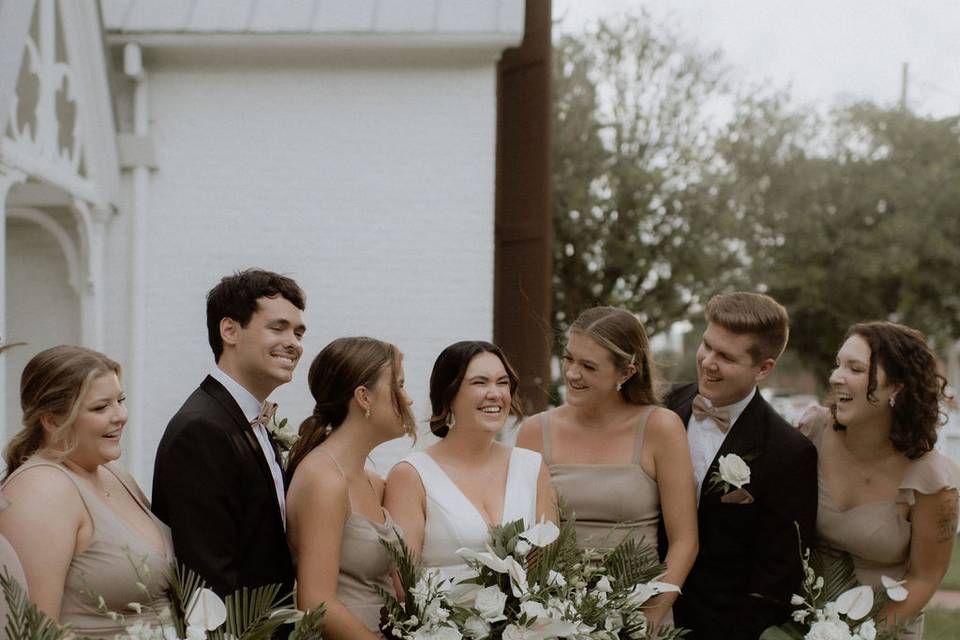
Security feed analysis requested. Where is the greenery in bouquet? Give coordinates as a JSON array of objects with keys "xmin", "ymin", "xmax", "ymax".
[
  {"xmin": 100, "ymin": 559, "xmax": 325, "ymax": 640},
  {"xmin": 2, "ymin": 568, "xmax": 72, "ymax": 640},
  {"xmin": 381, "ymin": 516, "xmax": 687, "ymax": 640},
  {"xmin": 761, "ymin": 531, "xmax": 909, "ymax": 640}
]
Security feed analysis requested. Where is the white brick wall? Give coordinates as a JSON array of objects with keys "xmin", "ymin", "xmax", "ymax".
[{"xmin": 115, "ymin": 49, "xmax": 502, "ymax": 487}]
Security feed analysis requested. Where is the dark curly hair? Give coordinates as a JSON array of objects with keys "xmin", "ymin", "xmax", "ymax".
[{"xmin": 832, "ymin": 321, "xmax": 949, "ymax": 459}]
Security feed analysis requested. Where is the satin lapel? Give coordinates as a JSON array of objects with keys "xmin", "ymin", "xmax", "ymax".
[
  {"xmin": 702, "ymin": 391, "xmax": 767, "ymax": 503},
  {"xmin": 200, "ymin": 376, "xmax": 285, "ymax": 522}
]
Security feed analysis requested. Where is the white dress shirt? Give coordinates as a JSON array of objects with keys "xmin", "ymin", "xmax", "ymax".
[
  {"xmin": 687, "ymin": 386, "xmax": 757, "ymax": 501},
  {"xmin": 210, "ymin": 366, "xmax": 287, "ymax": 528}
]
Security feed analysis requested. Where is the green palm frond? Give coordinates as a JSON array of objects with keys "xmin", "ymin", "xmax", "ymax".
[
  {"xmin": 603, "ymin": 536, "xmax": 665, "ymax": 588},
  {"xmin": 164, "ymin": 560, "xmax": 206, "ymax": 638},
  {"xmin": 525, "ymin": 517, "xmax": 580, "ymax": 586},
  {"xmin": 809, "ymin": 547, "xmax": 858, "ymax": 604},
  {"xmin": 218, "ymin": 584, "xmax": 289, "ymax": 640},
  {"xmin": 1, "ymin": 570, "xmax": 73, "ymax": 640},
  {"xmin": 380, "ymin": 530, "xmax": 422, "ymax": 610},
  {"xmin": 289, "ymin": 604, "xmax": 326, "ymax": 639}
]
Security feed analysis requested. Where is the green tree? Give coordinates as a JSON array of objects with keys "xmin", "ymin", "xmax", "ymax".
[
  {"xmin": 552, "ymin": 15, "xmax": 750, "ymax": 351},
  {"xmin": 722, "ymin": 100, "xmax": 960, "ymax": 379}
]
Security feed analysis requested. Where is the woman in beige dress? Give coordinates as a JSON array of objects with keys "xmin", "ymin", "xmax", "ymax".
[
  {"xmin": 517, "ymin": 307, "xmax": 698, "ymax": 629},
  {"xmin": 800, "ymin": 321, "xmax": 958, "ymax": 639},
  {"xmin": 286, "ymin": 337, "xmax": 415, "ymax": 638},
  {"xmin": 0, "ymin": 346, "xmax": 174, "ymax": 638}
]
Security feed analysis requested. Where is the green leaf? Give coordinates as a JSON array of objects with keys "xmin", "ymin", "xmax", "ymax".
[{"xmin": 1, "ymin": 569, "xmax": 74, "ymax": 640}]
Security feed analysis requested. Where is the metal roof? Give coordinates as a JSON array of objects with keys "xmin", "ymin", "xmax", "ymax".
[{"xmin": 101, "ymin": 0, "xmax": 525, "ymax": 35}]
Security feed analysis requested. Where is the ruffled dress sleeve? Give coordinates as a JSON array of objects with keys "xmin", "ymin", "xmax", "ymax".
[
  {"xmin": 797, "ymin": 404, "xmax": 833, "ymax": 448},
  {"xmin": 897, "ymin": 449, "xmax": 960, "ymax": 507}
]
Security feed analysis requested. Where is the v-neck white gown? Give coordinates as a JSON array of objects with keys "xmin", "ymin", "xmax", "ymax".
[{"xmin": 399, "ymin": 447, "xmax": 541, "ymax": 578}]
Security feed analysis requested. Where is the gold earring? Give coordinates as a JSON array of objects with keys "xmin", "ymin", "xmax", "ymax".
[
  {"xmin": 365, "ymin": 407, "xmax": 371, "ymax": 419},
  {"xmin": 616, "ymin": 382, "xmax": 623, "ymax": 392}
]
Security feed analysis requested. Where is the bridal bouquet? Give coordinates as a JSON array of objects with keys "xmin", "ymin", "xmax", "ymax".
[
  {"xmin": 760, "ymin": 535, "xmax": 908, "ymax": 640},
  {"xmin": 381, "ymin": 517, "xmax": 686, "ymax": 640}
]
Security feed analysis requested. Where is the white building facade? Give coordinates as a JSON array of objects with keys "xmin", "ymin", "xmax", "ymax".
[{"xmin": 2, "ymin": 0, "xmax": 527, "ymax": 487}]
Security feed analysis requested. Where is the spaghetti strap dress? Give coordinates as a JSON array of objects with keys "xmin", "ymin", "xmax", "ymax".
[{"xmin": 541, "ymin": 406, "xmax": 662, "ymax": 551}]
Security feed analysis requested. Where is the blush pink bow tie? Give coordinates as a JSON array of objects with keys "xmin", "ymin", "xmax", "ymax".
[
  {"xmin": 692, "ymin": 394, "xmax": 731, "ymax": 433},
  {"xmin": 251, "ymin": 401, "xmax": 277, "ymax": 428}
]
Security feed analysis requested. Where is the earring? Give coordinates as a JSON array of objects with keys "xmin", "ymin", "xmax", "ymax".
[
  {"xmin": 616, "ymin": 382, "xmax": 623, "ymax": 392},
  {"xmin": 446, "ymin": 413, "xmax": 456, "ymax": 429},
  {"xmin": 365, "ymin": 407, "xmax": 371, "ymax": 419},
  {"xmin": 889, "ymin": 395, "xmax": 896, "ymax": 408}
]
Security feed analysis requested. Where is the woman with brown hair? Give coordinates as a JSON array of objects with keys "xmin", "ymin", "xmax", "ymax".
[
  {"xmin": 800, "ymin": 321, "xmax": 959, "ymax": 638},
  {"xmin": 0, "ymin": 345, "xmax": 173, "ymax": 638},
  {"xmin": 516, "ymin": 307, "xmax": 698, "ymax": 628},
  {"xmin": 285, "ymin": 336, "xmax": 415, "ymax": 637},
  {"xmin": 384, "ymin": 341, "xmax": 556, "ymax": 578}
]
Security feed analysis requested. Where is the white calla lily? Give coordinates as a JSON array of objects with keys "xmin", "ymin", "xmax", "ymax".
[
  {"xmin": 519, "ymin": 518, "xmax": 560, "ymax": 548},
  {"xmin": 186, "ymin": 587, "xmax": 227, "ymax": 630},
  {"xmin": 880, "ymin": 575, "xmax": 909, "ymax": 602},
  {"xmin": 835, "ymin": 585, "xmax": 874, "ymax": 621},
  {"xmin": 625, "ymin": 581, "xmax": 681, "ymax": 606}
]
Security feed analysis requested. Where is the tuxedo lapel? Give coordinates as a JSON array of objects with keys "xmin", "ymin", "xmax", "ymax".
[{"xmin": 200, "ymin": 376, "xmax": 285, "ymax": 523}]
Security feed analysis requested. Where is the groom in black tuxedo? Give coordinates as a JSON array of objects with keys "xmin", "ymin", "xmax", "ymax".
[
  {"xmin": 664, "ymin": 292, "xmax": 817, "ymax": 640},
  {"xmin": 153, "ymin": 269, "xmax": 306, "ymax": 597}
]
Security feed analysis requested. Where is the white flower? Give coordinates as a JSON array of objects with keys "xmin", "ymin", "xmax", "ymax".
[
  {"xmin": 514, "ymin": 540, "xmax": 531, "ymax": 556},
  {"xmin": 805, "ymin": 618, "xmax": 853, "ymax": 640},
  {"xmin": 413, "ymin": 626, "xmax": 463, "ymax": 640},
  {"xmin": 717, "ymin": 453, "xmax": 751, "ymax": 488},
  {"xmin": 186, "ymin": 625, "xmax": 207, "ymax": 640},
  {"xmin": 835, "ymin": 585, "xmax": 873, "ymax": 621},
  {"xmin": 791, "ymin": 594, "xmax": 806, "ymax": 606},
  {"xmin": 423, "ymin": 597, "xmax": 451, "ymax": 625},
  {"xmin": 186, "ymin": 588, "xmax": 227, "ymax": 630},
  {"xmin": 792, "ymin": 609, "xmax": 811, "ymax": 623},
  {"xmin": 464, "ymin": 615, "xmax": 492, "ymax": 639},
  {"xmin": 625, "ymin": 581, "xmax": 681, "ymax": 606},
  {"xmin": 474, "ymin": 586, "xmax": 508, "ymax": 622},
  {"xmin": 519, "ymin": 518, "xmax": 560, "ymax": 548},
  {"xmin": 856, "ymin": 619, "xmax": 877, "ymax": 640},
  {"xmin": 594, "ymin": 576, "xmax": 613, "ymax": 593},
  {"xmin": 547, "ymin": 570, "xmax": 566, "ymax": 587},
  {"xmin": 880, "ymin": 575, "xmax": 908, "ymax": 602}
]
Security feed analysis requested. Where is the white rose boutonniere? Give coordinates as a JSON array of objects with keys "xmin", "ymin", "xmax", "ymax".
[
  {"xmin": 708, "ymin": 453, "xmax": 751, "ymax": 495},
  {"xmin": 266, "ymin": 415, "xmax": 299, "ymax": 468}
]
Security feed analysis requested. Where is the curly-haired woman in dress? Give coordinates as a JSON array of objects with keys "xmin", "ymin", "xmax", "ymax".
[{"xmin": 800, "ymin": 321, "xmax": 959, "ymax": 638}]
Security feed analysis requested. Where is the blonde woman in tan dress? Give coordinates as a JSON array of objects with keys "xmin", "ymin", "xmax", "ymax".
[
  {"xmin": 800, "ymin": 322, "xmax": 959, "ymax": 639},
  {"xmin": 517, "ymin": 307, "xmax": 698, "ymax": 629},
  {"xmin": 286, "ymin": 337, "xmax": 415, "ymax": 638},
  {"xmin": 0, "ymin": 346, "xmax": 173, "ymax": 638}
]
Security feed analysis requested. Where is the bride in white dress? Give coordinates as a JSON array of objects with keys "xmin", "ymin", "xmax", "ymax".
[{"xmin": 385, "ymin": 341, "xmax": 556, "ymax": 577}]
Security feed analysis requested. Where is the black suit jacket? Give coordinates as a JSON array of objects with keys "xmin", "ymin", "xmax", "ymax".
[
  {"xmin": 152, "ymin": 376, "xmax": 294, "ymax": 597},
  {"xmin": 665, "ymin": 383, "xmax": 817, "ymax": 640}
]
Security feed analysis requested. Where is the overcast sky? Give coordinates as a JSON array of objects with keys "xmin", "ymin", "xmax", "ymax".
[{"xmin": 553, "ymin": 0, "xmax": 960, "ymax": 118}]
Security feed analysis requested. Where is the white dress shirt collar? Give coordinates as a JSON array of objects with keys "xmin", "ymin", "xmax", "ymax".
[{"xmin": 210, "ymin": 366, "xmax": 263, "ymax": 422}]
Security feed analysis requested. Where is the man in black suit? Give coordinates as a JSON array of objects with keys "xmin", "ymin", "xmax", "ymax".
[
  {"xmin": 153, "ymin": 269, "xmax": 306, "ymax": 597},
  {"xmin": 665, "ymin": 292, "xmax": 817, "ymax": 640}
]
